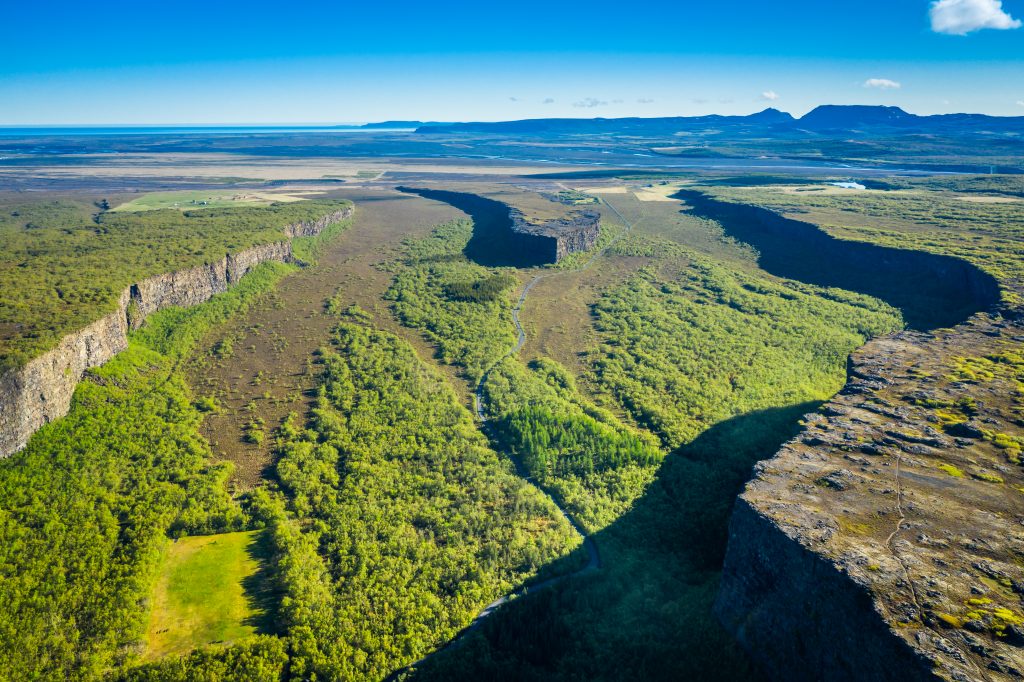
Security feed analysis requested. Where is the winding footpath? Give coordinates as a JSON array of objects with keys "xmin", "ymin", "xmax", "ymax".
[{"xmin": 389, "ymin": 195, "xmax": 638, "ymax": 679}]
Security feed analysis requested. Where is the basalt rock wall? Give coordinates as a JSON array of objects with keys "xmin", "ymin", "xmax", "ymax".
[
  {"xmin": 509, "ymin": 208, "xmax": 601, "ymax": 263},
  {"xmin": 0, "ymin": 207, "xmax": 351, "ymax": 458},
  {"xmin": 128, "ymin": 241, "xmax": 293, "ymax": 324}
]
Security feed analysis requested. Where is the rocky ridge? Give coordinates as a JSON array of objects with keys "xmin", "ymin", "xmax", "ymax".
[
  {"xmin": 716, "ymin": 300, "xmax": 1024, "ymax": 681},
  {"xmin": 0, "ymin": 206, "xmax": 352, "ymax": 458}
]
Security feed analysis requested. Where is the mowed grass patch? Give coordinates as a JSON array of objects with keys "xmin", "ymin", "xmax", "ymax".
[
  {"xmin": 111, "ymin": 189, "xmax": 319, "ymax": 212},
  {"xmin": 145, "ymin": 530, "xmax": 271, "ymax": 660}
]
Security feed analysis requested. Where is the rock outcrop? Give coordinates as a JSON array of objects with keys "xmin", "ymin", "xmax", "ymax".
[
  {"xmin": 0, "ymin": 207, "xmax": 352, "ymax": 458},
  {"xmin": 509, "ymin": 208, "xmax": 601, "ymax": 262},
  {"xmin": 395, "ymin": 186, "xmax": 602, "ymax": 266},
  {"xmin": 716, "ymin": 306, "xmax": 1024, "ymax": 681}
]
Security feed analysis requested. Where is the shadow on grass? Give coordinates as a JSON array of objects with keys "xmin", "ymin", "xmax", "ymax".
[
  {"xmin": 676, "ymin": 190, "xmax": 1000, "ymax": 331},
  {"xmin": 241, "ymin": 530, "xmax": 283, "ymax": 636},
  {"xmin": 403, "ymin": 402, "xmax": 818, "ymax": 682},
  {"xmin": 396, "ymin": 187, "xmax": 552, "ymax": 268}
]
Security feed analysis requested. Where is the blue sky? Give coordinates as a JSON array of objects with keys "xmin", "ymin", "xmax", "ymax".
[{"xmin": 1, "ymin": 0, "xmax": 1022, "ymax": 123}]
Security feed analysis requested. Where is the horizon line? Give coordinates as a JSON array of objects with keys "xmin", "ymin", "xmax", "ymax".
[{"xmin": 2, "ymin": 104, "xmax": 1024, "ymax": 128}]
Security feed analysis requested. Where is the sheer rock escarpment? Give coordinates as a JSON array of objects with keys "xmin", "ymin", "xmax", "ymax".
[
  {"xmin": 716, "ymin": 309, "xmax": 1024, "ymax": 682},
  {"xmin": 0, "ymin": 207, "xmax": 352, "ymax": 458}
]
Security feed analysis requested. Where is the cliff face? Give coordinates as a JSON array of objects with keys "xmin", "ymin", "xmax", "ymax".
[
  {"xmin": 716, "ymin": 306, "xmax": 1024, "ymax": 681},
  {"xmin": 676, "ymin": 190, "xmax": 1001, "ymax": 331},
  {"xmin": 0, "ymin": 292, "xmax": 131, "ymax": 458},
  {"xmin": 283, "ymin": 210, "xmax": 350, "ymax": 238},
  {"xmin": 0, "ymin": 207, "xmax": 352, "ymax": 458},
  {"xmin": 718, "ymin": 498, "xmax": 937, "ymax": 682},
  {"xmin": 509, "ymin": 209, "xmax": 601, "ymax": 262},
  {"xmin": 129, "ymin": 241, "xmax": 293, "ymax": 324}
]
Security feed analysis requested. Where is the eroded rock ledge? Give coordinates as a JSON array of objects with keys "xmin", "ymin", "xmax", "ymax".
[
  {"xmin": 716, "ymin": 306, "xmax": 1024, "ymax": 681},
  {"xmin": 0, "ymin": 206, "xmax": 352, "ymax": 458},
  {"xmin": 509, "ymin": 208, "xmax": 601, "ymax": 262}
]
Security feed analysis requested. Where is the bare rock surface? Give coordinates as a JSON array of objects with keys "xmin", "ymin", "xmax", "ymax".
[{"xmin": 717, "ymin": 305, "xmax": 1024, "ymax": 681}]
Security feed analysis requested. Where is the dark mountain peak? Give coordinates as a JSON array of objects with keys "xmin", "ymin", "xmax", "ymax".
[
  {"xmin": 799, "ymin": 105, "xmax": 914, "ymax": 129},
  {"xmin": 748, "ymin": 107, "xmax": 794, "ymax": 123}
]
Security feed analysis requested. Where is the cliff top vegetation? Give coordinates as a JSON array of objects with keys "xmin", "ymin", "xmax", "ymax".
[{"xmin": 0, "ymin": 195, "xmax": 351, "ymax": 372}]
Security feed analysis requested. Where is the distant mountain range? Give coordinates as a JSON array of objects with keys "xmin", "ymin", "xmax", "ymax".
[{"xmin": 413, "ymin": 105, "xmax": 1024, "ymax": 137}]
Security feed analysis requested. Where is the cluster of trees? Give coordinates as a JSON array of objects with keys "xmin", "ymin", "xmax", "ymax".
[
  {"xmin": 410, "ymin": 403, "xmax": 814, "ymax": 682},
  {"xmin": 405, "ymin": 229, "xmax": 914, "ymax": 682},
  {"xmin": 386, "ymin": 221, "xmax": 518, "ymax": 382},
  {"xmin": 117, "ymin": 636, "xmax": 287, "ymax": 682},
  {"xmin": 0, "ymin": 197, "xmax": 351, "ymax": 372},
  {"xmin": 261, "ymin": 322, "xmax": 579, "ymax": 680},
  {"xmin": 387, "ymin": 223, "xmax": 664, "ymax": 532},
  {"xmin": 483, "ymin": 357, "xmax": 663, "ymax": 532},
  {"xmin": 500, "ymin": 405, "xmax": 660, "ymax": 477},
  {"xmin": 444, "ymin": 273, "xmax": 518, "ymax": 303}
]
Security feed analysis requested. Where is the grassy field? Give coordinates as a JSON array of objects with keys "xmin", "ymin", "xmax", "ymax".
[
  {"xmin": 110, "ymin": 190, "xmax": 321, "ymax": 212},
  {"xmin": 145, "ymin": 531, "xmax": 268, "ymax": 660}
]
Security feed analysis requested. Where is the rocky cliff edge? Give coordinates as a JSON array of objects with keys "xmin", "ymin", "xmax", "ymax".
[
  {"xmin": 0, "ymin": 206, "xmax": 352, "ymax": 458},
  {"xmin": 716, "ymin": 304, "xmax": 1024, "ymax": 681}
]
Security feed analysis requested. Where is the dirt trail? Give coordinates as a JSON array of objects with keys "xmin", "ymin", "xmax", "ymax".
[{"xmin": 188, "ymin": 189, "xmax": 462, "ymax": 488}]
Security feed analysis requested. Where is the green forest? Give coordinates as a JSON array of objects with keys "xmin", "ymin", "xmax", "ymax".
[
  {"xmin": 0, "ymin": 197, "xmax": 351, "ymax": 372},
  {"xmin": 259, "ymin": 321, "xmax": 579, "ymax": 680},
  {"xmin": 384, "ymin": 219, "xmax": 664, "ymax": 531},
  {"xmin": 386, "ymin": 220, "xmax": 518, "ymax": 383},
  {"xmin": 590, "ymin": 249, "xmax": 903, "ymax": 448},
  {"xmin": 394, "ymin": 228, "xmax": 909, "ymax": 681}
]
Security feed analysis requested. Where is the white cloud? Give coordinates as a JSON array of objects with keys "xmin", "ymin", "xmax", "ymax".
[
  {"xmin": 1017, "ymin": 100, "xmax": 1024, "ymax": 107},
  {"xmin": 863, "ymin": 78, "xmax": 902, "ymax": 90},
  {"xmin": 930, "ymin": 0, "xmax": 1021, "ymax": 35},
  {"xmin": 760, "ymin": 90, "xmax": 779, "ymax": 101},
  {"xmin": 637, "ymin": 98, "xmax": 655, "ymax": 104},
  {"xmin": 572, "ymin": 97, "xmax": 608, "ymax": 108}
]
